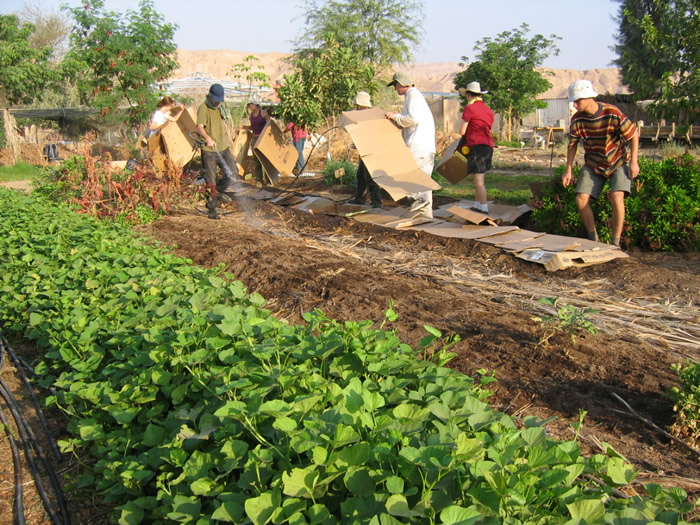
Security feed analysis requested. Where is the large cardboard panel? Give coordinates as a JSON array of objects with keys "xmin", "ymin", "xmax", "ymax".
[
  {"xmin": 516, "ymin": 248, "xmax": 628, "ymax": 271},
  {"xmin": 410, "ymin": 223, "xmax": 517, "ymax": 239},
  {"xmin": 436, "ymin": 138, "xmax": 469, "ymax": 184},
  {"xmin": 338, "ymin": 108, "xmax": 441, "ymax": 201},
  {"xmin": 253, "ymin": 120, "xmax": 297, "ymax": 182},
  {"xmin": 478, "ymin": 229, "xmax": 545, "ymax": 246},
  {"xmin": 445, "ymin": 205, "xmax": 492, "ymax": 225}
]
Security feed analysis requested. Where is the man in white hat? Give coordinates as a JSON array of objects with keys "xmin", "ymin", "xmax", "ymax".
[
  {"xmin": 561, "ymin": 79, "xmax": 639, "ymax": 247},
  {"xmin": 458, "ymin": 81, "xmax": 494, "ymax": 213},
  {"xmin": 385, "ymin": 71, "xmax": 436, "ymax": 217}
]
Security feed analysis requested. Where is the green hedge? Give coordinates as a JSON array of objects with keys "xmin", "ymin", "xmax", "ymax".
[
  {"xmin": 528, "ymin": 155, "xmax": 700, "ymax": 250},
  {"xmin": 0, "ymin": 189, "xmax": 694, "ymax": 523}
]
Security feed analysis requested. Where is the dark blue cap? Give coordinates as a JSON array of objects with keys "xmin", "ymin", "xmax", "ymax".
[{"xmin": 209, "ymin": 83, "xmax": 224, "ymax": 103}]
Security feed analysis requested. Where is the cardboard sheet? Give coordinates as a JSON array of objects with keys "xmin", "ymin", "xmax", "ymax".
[
  {"xmin": 477, "ymin": 229, "xmax": 545, "ymax": 246},
  {"xmin": 516, "ymin": 248, "xmax": 628, "ymax": 271},
  {"xmin": 443, "ymin": 202, "xmax": 531, "ymax": 226},
  {"xmin": 253, "ymin": 120, "xmax": 298, "ymax": 183},
  {"xmin": 338, "ymin": 108, "xmax": 441, "ymax": 201},
  {"xmin": 291, "ymin": 196, "xmax": 338, "ymax": 214},
  {"xmin": 435, "ymin": 138, "xmax": 469, "ymax": 184},
  {"xmin": 409, "ymin": 222, "xmax": 518, "ymax": 239}
]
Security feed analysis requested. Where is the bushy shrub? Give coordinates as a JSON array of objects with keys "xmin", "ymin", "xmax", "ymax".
[
  {"xmin": 668, "ymin": 360, "xmax": 700, "ymax": 449},
  {"xmin": 528, "ymin": 155, "xmax": 700, "ymax": 250},
  {"xmin": 322, "ymin": 159, "xmax": 358, "ymax": 186}
]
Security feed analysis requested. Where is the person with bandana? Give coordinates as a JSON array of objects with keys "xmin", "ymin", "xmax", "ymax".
[
  {"xmin": 458, "ymin": 81, "xmax": 494, "ymax": 214},
  {"xmin": 196, "ymin": 83, "xmax": 238, "ymax": 219}
]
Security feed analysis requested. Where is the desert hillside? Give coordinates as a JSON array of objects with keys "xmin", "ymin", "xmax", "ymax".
[{"xmin": 173, "ymin": 49, "xmax": 629, "ymax": 99}]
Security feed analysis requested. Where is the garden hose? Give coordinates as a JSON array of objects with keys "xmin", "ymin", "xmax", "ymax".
[{"xmin": 0, "ymin": 335, "xmax": 71, "ymax": 525}]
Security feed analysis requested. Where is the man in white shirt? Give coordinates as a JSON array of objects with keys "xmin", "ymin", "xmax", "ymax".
[{"xmin": 385, "ymin": 71, "xmax": 436, "ymax": 217}]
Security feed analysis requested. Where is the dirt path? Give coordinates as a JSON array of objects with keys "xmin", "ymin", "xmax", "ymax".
[{"xmin": 140, "ymin": 188, "xmax": 700, "ymax": 501}]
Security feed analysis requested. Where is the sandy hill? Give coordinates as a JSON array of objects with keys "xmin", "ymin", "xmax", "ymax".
[{"xmin": 173, "ymin": 49, "xmax": 629, "ymax": 99}]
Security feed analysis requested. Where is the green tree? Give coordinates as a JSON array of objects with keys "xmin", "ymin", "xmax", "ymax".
[
  {"xmin": 63, "ymin": 0, "xmax": 179, "ymax": 129},
  {"xmin": 296, "ymin": 0, "xmax": 424, "ymax": 71},
  {"xmin": 455, "ymin": 24, "xmax": 560, "ymax": 142},
  {"xmin": 229, "ymin": 55, "xmax": 271, "ymax": 101},
  {"xmin": 276, "ymin": 41, "xmax": 375, "ymax": 157},
  {"xmin": 613, "ymin": 0, "xmax": 699, "ymax": 125},
  {"xmin": 0, "ymin": 14, "xmax": 54, "ymax": 106}
]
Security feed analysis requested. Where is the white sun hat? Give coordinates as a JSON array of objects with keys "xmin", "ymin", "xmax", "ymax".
[
  {"xmin": 458, "ymin": 81, "xmax": 488, "ymax": 96},
  {"xmin": 568, "ymin": 80, "xmax": 598, "ymax": 102},
  {"xmin": 354, "ymin": 91, "xmax": 372, "ymax": 108}
]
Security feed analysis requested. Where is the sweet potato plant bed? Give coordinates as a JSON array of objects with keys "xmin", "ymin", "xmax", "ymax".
[{"xmin": 142, "ymin": 186, "xmax": 700, "ymax": 497}]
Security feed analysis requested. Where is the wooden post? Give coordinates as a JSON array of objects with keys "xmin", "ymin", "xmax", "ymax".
[{"xmin": 2, "ymin": 109, "xmax": 20, "ymax": 164}]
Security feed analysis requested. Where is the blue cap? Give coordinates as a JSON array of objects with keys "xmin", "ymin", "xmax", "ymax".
[{"xmin": 209, "ymin": 83, "xmax": 225, "ymax": 103}]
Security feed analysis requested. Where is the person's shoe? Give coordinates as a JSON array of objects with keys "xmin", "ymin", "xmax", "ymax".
[
  {"xmin": 207, "ymin": 208, "xmax": 220, "ymax": 220},
  {"xmin": 349, "ymin": 196, "xmax": 367, "ymax": 205},
  {"xmin": 370, "ymin": 199, "xmax": 382, "ymax": 208}
]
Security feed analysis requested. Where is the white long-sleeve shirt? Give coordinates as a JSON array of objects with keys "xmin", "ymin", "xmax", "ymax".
[{"xmin": 392, "ymin": 87, "xmax": 436, "ymax": 158}]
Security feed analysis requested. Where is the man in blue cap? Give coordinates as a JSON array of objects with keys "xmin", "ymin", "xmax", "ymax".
[{"xmin": 196, "ymin": 83, "xmax": 239, "ymax": 219}]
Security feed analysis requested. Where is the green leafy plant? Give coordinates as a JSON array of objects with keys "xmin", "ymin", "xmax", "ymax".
[
  {"xmin": 668, "ymin": 360, "xmax": 700, "ymax": 449},
  {"xmin": 0, "ymin": 190, "xmax": 695, "ymax": 524},
  {"xmin": 322, "ymin": 159, "xmax": 358, "ymax": 186},
  {"xmin": 528, "ymin": 156, "xmax": 700, "ymax": 250},
  {"xmin": 533, "ymin": 297, "xmax": 599, "ymax": 347}
]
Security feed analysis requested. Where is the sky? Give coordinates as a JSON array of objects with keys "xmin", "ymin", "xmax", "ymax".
[{"xmin": 3, "ymin": 0, "xmax": 622, "ymax": 70}]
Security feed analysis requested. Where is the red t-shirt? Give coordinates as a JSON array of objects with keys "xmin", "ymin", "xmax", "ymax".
[
  {"xmin": 286, "ymin": 122, "xmax": 307, "ymax": 142},
  {"xmin": 461, "ymin": 100, "xmax": 494, "ymax": 147}
]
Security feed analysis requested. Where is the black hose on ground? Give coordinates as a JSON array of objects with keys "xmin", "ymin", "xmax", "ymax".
[
  {"xmin": 0, "ymin": 347, "xmax": 25, "ymax": 525},
  {"xmin": 0, "ymin": 335, "xmax": 71, "ymax": 524}
]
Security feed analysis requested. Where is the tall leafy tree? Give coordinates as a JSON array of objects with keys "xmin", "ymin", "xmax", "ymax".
[
  {"xmin": 0, "ymin": 14, "xmax": 54, "ymax": 106},
  {"xmin": 613, "ymin": 0, "xmax": 699, "ymax": 124},
  {"xmin": 296, "ymin": 0, "xmax": 423, "ymax": 71},
  {"xmin": 63, "ymin": 0, "xmax": 179, "ymax": 129},
  {"xmin": 455, "ymin": 24, "xmax": 560, "ymax": 142},
  {"xmin": 16, "ymin": 2, "xmax": 71, "ymax": 61},
  {"xmin": 276, "ymin": 40, "xmax": 375, "ymax": 130}
]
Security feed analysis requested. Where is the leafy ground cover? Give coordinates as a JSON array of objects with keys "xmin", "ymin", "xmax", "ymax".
[{"xmin": 1, "ymin": 188, "xmax": 696, "ymax": 523}]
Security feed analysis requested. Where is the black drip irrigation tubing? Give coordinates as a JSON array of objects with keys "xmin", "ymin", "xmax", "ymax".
[{"xmin": 0, "ymin": 334, "xmax": 71, "ymax": 525}]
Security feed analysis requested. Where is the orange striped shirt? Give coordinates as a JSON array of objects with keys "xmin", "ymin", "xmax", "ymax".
[{"xmin": 569, "ymin": 102, "xmax": 637, "ymax": 177}]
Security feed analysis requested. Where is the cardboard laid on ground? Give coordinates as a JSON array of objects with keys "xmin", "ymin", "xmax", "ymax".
[
  {"xmin": 410, "ymin": 222, "xmax": 519, "ymax": 239},
  {"xmin": 476, "ymin": 229, "xmax": 546, "ymax": 246},
  {"xmin": 291, "ymin": 196, "xmax": 338, "ymax": 214},
  {"xmin": 516, "ymin": 248, "xmax": 628, "ymax": 271},
  {"xmin": 435, "ymin": 138, "xmax": 469, "ymax": 184},
  {"xmin": 443, "ymin": 202, "xmax": 531, "ymax": 225},
  {"xmin": 253, "ymin": 120, "xmax": 298, "ymax": 184},
  {"xmin": 338, "ymin": 107, "xmax": 441, "ymax": 201}
]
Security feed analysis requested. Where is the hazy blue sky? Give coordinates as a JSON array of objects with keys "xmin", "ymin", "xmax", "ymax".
[{"xmin": 3, "ymin": 0, "xmax": 622, "ymax": 70}]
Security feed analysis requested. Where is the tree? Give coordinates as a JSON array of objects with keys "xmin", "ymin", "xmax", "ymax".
[
  {"xmin": 229, "ymin": 55, "xmax": 271, "ymax": 101},
  {"xmin": 63, "ymin": 0, "xmax": 179, "ymax": 129},
  {"xmin": 276, "ymin": 41, "xmax": 375, "ymax": 155},
  {"xmin": 296, "ymin": 0, "xmax": 424, "ymax": 71},
  {"xmin": 0, "ymin": 14, "xmax": 54, "ymax": 106},
  {"xmin": 455, "ymin": 24, "xmax": 560, "ymax": 142},
  {"xmin": 613, "ymin": 0, "xmax": 699, "ymax": 125},
  {"xmin": 16, "ymin": 2, "xmax": 71, "ymax": 61}
]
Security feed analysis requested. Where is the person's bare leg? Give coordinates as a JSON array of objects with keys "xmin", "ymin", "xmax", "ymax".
[
  {"xmin": 576, "ymin": 193, "xmax": 598, "ymax": 240},
  {"xmin": 608, "ymin": 190, "xmax": 626, "ymax": 246},
  {"xmin": 472, "ymin": 173, "xmax": 487, "ymax": 205}
]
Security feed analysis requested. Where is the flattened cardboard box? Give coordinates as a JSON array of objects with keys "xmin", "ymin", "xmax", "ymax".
[
  {"xmin": 253, "ymin": 120, "xmax": 297, "ymax": 183},
  {"xmin": 435, "ymin": 138, "xmax": 469, "ymax": 185},
  {"xmin": 338, "ymin": 107, "xmax": 440, "ymax": 201},
  {"xmin": 516, "ymin": 248, "xmax": 628, "ymax": 271}
]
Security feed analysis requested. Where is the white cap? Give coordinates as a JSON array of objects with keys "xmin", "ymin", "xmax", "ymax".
[
  {"xmin": 568, "ymin": 80, "xmax": 598, "ymax": 102},
  {"xmin": 354, "ymin": 91, "xmax": 372, "ymax": 108},
  {"xmin": 459, "ymin": 81, "xmax": 488, "ymax": 96}
]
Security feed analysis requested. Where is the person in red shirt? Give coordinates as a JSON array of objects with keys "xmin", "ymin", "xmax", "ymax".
[
  {"xmin": 459, "ymin": 82, "xmax": 494, "ymax": 213},
  {"xmin": 561, "ymin": 80, "xmax": 639, "ymax": 247},
  {"xmin": 286, "ymin": 122, "xmax": 308, "ymax": 174}
]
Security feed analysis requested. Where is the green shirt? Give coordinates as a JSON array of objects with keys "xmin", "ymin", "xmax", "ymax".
[{"xmin": 197, "ymin": 102, "xmax": 230, "ymax": 152}]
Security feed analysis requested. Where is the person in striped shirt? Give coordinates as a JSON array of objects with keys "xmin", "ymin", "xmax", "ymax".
[{"xmin": 561, "ymin": 80, "xmax": 639, "ymax": 247}]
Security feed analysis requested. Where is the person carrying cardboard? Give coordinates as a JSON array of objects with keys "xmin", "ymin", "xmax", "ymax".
[
  {"xmin": 349, "ymin": 91, "xmax": 383, "ymax": 208},
  {"xmin": 196, "ymin": 83, "xmax": 239, "ymax": 219},
  {"xmin": 561, "ymin": 80, "xmax": 639, "ymax": 247},
  {"xmin": 458, "ymin": 82, "xmax": 494, "ymax": 214},
  {"xmin": 385, "ymin": 72, "xmax": 436, "ymax": 218}
]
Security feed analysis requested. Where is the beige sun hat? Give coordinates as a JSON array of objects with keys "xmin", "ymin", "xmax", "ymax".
[
  {"xmin": 354, "ymin": 91, "xmax": 372, "ymax": 108},
  {"xmin": 387, "ymin": 71, "xmax": 413, "ymax": 87},
  {"xmin": 458, "ymin": 81, "xmax": 488, "ymax": 97}
]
